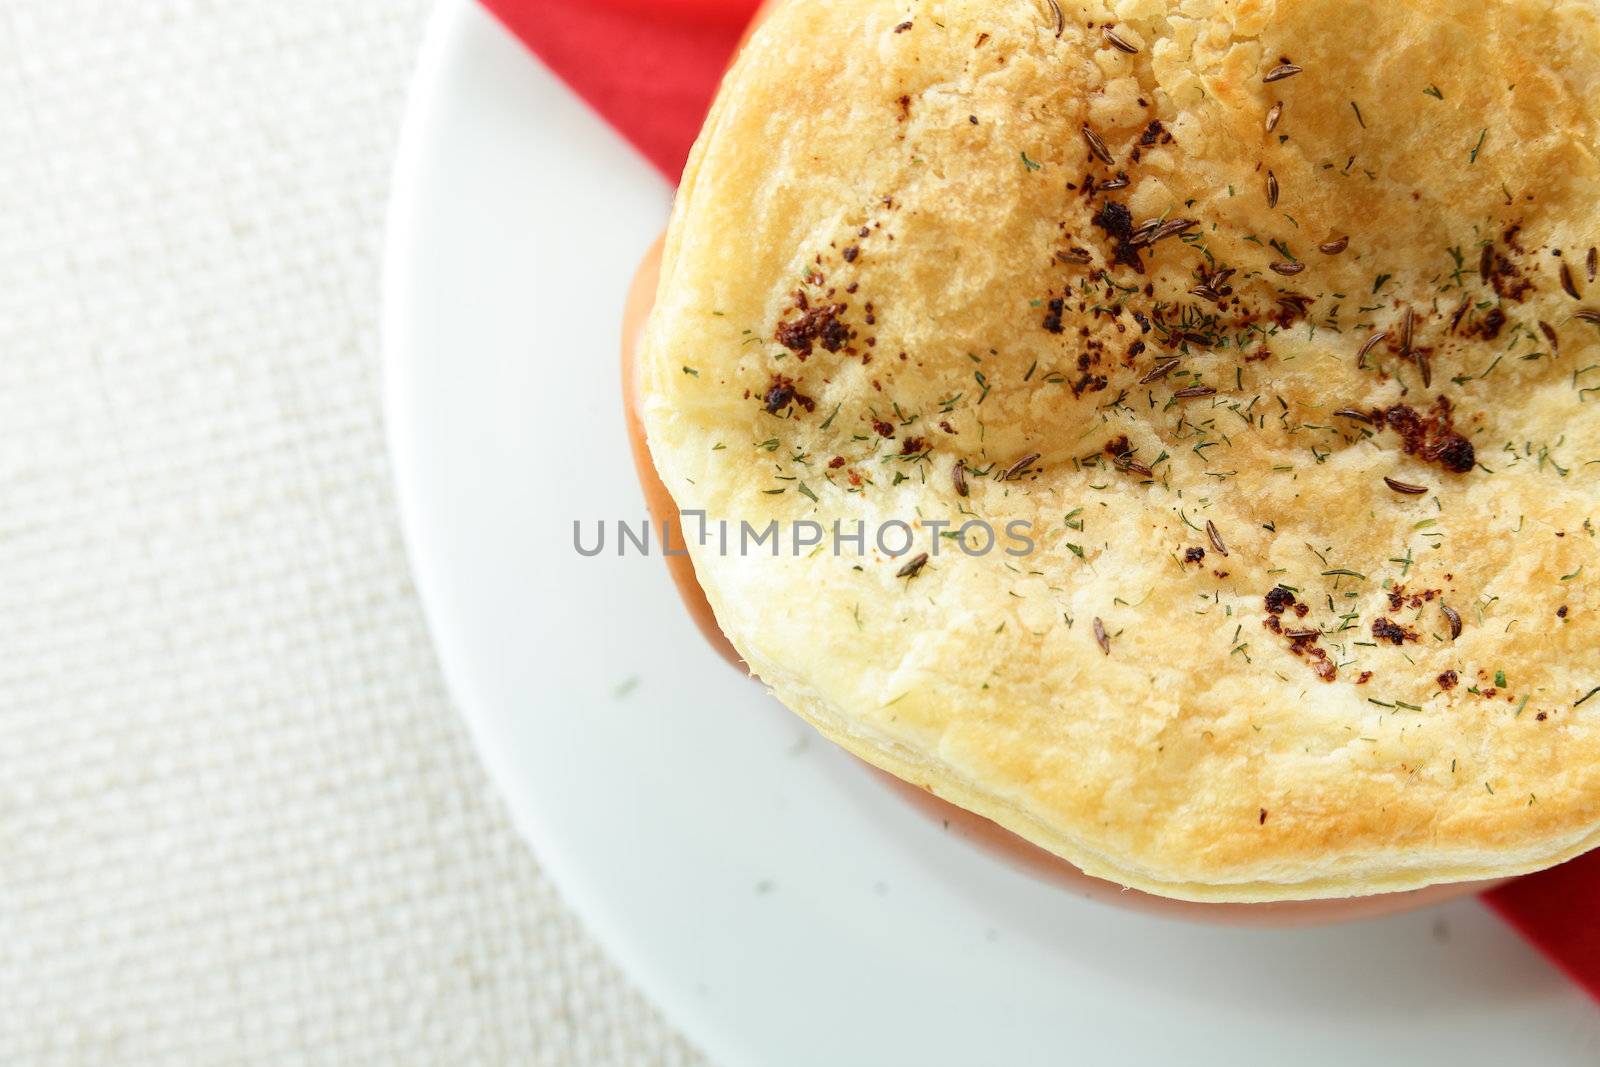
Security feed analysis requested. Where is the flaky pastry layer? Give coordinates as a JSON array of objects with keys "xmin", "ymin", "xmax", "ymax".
[{"xmin": 639, "ymin": 0, "xmax": 1600, "ymax": 900}]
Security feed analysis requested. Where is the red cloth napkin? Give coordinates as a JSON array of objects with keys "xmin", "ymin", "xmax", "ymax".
[
  {"xmin": 1487, "ymin": 852, "xmax": 1600, "ymax": 999},
  {"xmin": 479, "ymin": 0, "xmax": 1600, "ymax": 1002},
  {"xmin": 480, "ymin": 0, "xmax": 760, "ymax": 178}
]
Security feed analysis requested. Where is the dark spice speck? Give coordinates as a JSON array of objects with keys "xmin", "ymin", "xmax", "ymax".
[
  {"xmin": 1265, "ymin": 586, "xmax": 1297, "ymax": 615},
  {"xmin": 1372, "ymin": 617, "xmax": 1418, "ymax": 645},
  {"xmin": 1092, "ymin": 200, "xmax": 1144, "ymax": 273},
  {"xmin": 776, "ymin": 299, "xmax": 852, "ymax": 358},
  {"xmin": 1043, "ymin": 297, "xmax": 1065, "ymax": 334}
]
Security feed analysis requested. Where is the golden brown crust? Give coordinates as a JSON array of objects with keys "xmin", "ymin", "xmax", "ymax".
[{"xmin": 639, "ymin": 0, "xmax": 1600, "ymax": 900}]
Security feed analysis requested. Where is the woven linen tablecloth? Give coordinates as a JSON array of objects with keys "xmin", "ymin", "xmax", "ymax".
[{"xmin": 0, "ymin": 2, "xmax": 703, "ymax": 1062}]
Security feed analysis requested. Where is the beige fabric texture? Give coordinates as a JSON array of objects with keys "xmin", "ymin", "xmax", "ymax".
[{"xmin": 0, "ymin": 2, "xmax": 702, "ymax": 1063}]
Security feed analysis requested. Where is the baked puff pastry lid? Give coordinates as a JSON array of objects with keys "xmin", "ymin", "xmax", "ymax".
[{"xmin": 637, "ymin": 0, "xmax": 1600, "ymax": 901}]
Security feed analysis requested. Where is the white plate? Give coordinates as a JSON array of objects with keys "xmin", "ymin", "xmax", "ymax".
[{"xmin": 382, "ymin": 3, "xmax": 1600, "ymax": 1063}]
